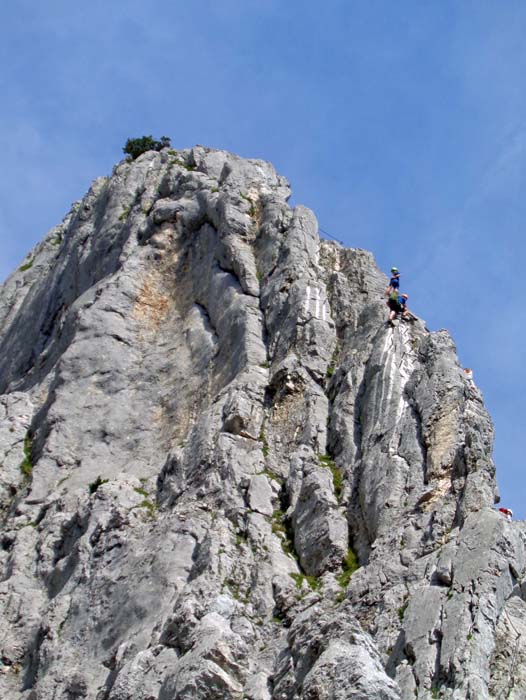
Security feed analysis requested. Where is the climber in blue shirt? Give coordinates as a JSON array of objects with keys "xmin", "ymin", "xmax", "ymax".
[
  {"xmin": 385, "ymin": 267, "xmax": 401, "ymax": 296},
  {"xmin": 387, "ymin": 292, "xmax": 409, "ymax": 324}
]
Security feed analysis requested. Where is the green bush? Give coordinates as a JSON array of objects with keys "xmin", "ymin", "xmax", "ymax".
[
  {"xmin": 89, "ymin": 475, "xmax": 109, "ymax": 494},
  {"xmin": 123, "ymin": 135, "xmax": 171, "ymax": 160}
]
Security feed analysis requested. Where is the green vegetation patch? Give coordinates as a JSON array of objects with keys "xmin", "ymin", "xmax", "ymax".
[
  {"xmin": 258, "ymin": 467, "xmax": 283, "ymax": 485},
  {"xmin": 235, "ymin": 532, "xmax": 248, "ymax": 548},
  {"xmin": 290, "ymin": 572, "xmax": 321, "ymax": 591},
  {"xmin": 272, "ymin": 508, "xmax": 295, "ymax": 556},
  {"xmin": 173, "ymin": 159, "xmax": 196, "ymax": 172},
  {"xmin": 326, "ymin": 346, "xmax": 340, "ymax": 378},
  {"xmin": 239, "ymin": 192, "xmax": 257, "ymax": 217},
  {"xmin": 19, "ymin": 258, "xmax": 35, "ymax": 272},
  {"xmin": 398, "ymin": 601, "xmax": 409, "ymax": 621},
  {"xmin": 336, "ymin": 547, "xmax": 359, "ymax": 588},
  {"xmin": 19, "ymin": 434, "xmax": 33, "ymax": 479},
  {"xmin": 136, "ymin": 498, "xmax": 158, "ymax": 519},
  {"xmin": 318, "ymin": 454, "xmax": 343, "ymax": 501},
  {"xmin": 123, "ymin": 135, "xmax": 171, "ymax": 160},
  {"xmin": 259, "ymin": 427, "xmax": 270, "ymax": 458},
  {"xmin": 224, "ymin": 577, "xmax": 249, "ymax": 603},
  {"xmin": 335, "ymin": 589, "xmax": 346, "ymax": 604}
]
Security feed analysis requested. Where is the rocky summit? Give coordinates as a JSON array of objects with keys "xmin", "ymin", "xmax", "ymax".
[{"xmin": 0, "ymin": 146, "xmax": 525, "ymax": 700}]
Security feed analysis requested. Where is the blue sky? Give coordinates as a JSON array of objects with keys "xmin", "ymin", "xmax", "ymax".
[{"xmin": 1, "ymin": 1, "xmax": 525, "ymax": 516}]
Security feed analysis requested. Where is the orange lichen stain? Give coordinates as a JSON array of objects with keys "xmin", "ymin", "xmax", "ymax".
[{"xmin": 133, "ymin": 274, "xmax": 170, "ymax": 329}]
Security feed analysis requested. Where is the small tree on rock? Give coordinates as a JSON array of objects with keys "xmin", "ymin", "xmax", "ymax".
[{"xmin": 123, "ymin": 135, "xmax": 171, "ymax": 160}]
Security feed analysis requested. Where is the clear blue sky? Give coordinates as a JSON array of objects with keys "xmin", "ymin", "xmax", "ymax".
[{"xmin": 1, "ymin": 1, "xmax": 525, "ymax": 516}]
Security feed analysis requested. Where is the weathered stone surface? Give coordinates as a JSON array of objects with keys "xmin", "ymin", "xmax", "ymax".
[
  {"xmin": 273, "ymin": 602, "xmax": 400, "ymax": 699},
  {"xmin": 288, "ymin": 447, "xmax": 348, "ymax": 576},
  {"xmin": 248, "ymin": 475, "xmax": 274, "ymax": 517},
  {"xmin": 0, "ymin": 145, "xmax": 523, "ymax": 700}
]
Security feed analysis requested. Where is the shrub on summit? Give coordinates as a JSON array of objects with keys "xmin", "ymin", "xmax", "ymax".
[{"xmin": 123, "ymin": 135, "xmax": 171, "ymax": 160}]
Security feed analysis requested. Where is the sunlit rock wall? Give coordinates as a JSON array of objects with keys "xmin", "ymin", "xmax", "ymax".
[{"xmin": 0, "ymin": 146, "xmax": 524, "ymax": 700}]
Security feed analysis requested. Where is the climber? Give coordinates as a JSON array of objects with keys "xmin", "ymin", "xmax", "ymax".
[
  {"xmin": 385, "ymin": 267, "xmax": 401, "ymax": 295},
  {"xmin": 387, "ymin": 292, "xmax": 409, "ymax": 324},
  {"xmin": 498, "ymin": 507, "xmax": 513, "ymax": 521}
]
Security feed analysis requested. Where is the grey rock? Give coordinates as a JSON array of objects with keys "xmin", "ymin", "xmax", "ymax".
[
  {"xmin": 248, "ymin": 475, "xmax": 274, "ymax": 517},
  {"xmin": 288, "ymin": 447, "xmax": 348, "ymax": 576},
  {"xmin": 273, "ymin": 602, "xmax": 400, "ymax": 699},
  {"xmin": 0, "ymin": 145, "xmax": 522, "ymax": 700}
]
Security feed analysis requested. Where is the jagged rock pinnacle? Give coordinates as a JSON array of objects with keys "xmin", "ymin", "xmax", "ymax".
[{"xmin": 0, "ymin": 146, "xmax": 525, "ymax": 699}]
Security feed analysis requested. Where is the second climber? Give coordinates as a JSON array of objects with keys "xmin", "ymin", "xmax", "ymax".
[{"xmin": 387, "ymin": 292, "xmax": 409, "ymax": 325}]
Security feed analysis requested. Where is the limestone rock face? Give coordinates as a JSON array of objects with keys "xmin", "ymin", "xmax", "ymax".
[{"xmin": 0, "ymin": 146, "xmax": 524, "ymax": 700}]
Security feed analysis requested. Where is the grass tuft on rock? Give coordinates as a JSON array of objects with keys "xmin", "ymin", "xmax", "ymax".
[
  {"xmin": 259, "ymin": 428, "xmax": 270, "ymax": 458},
  {"xmin": 258, "ymin": 467, "xmax": 283, "ymax": 485},
  {"xmin": 19, "ymin": 258, "xmax": 34, "ymax": 272},
  {"xmin": 19, "ymin": 434, "xmax": 33, "ymax": 479},
  {"xmin": 318, "ymin": 454, "xmax": 343, "ymax": 501},
  {"xmin": 398, "ymin": 601, "xmax": 409, "ymax": 621},
  {"xmin": 119, "ymin": 206, "xmax": 131, "ymax": 221},
  {"xmin": 136, "ymin": 499, "xmax": 158, "ymax": 519},
  {"xmin": 272, "ymin": 508, "xmax": 294, "ymax": 556},
  {"xmin": 290, "ymin": 572, "xmax": 321, "ymax": 591},
  {"xmin": 337, "ymin": 547, "xmax": 359, "ymax": 587},
  {"xmin": 326, "ymin": 346, "xmax": 340, "ymax": 378}
]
